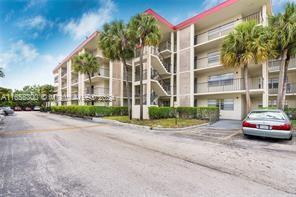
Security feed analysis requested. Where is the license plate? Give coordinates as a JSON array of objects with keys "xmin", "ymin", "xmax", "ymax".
[{"xmin": 259, "ymin": 125, "xmax": 269, "ymax": 130}]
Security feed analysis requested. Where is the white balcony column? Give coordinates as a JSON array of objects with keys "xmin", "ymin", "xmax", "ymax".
[
  {"xmin": 176, "ymin": 30, "xmax": 180, "ymax": 106},
  {"xmin": 189, "ymin": 24, "xmax": 195, "ymax": 107},
  {"xmin": 67, "ymin": 60, "xmax": 72, "ymax": 106},
  {"xmin": 147, "ymin": 51, "xmax": 152, "ymax": 107},
  {"xmin": 120, "ymin": 62, "xmax": 124, "ymax": 106},
  {"xmin": 58, "ymin": 68, "xmax": 62, "ymax": 106},
  {"xmin": 262, "ymin": 62, "xmax": 269, "ymax": 107},
  {"xmin": 109, "ymin": 61, "xmax": 113, "ymax": 106},
  {"xmin": 262, "ymin": 5, "xmax": 268, "ymax": 26},
  {"xmin": 170, "ymin": 31, "xmax": 174, "ymax": 107},
  {"xmin": 78, "ymin": 72, "xmax": 85, "ymax": 105}
]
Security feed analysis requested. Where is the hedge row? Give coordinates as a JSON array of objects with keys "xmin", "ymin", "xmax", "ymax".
[
  {"xmin": 50, "ymin": 105, "xmax": 128, "ymax": 117},
  {"xmin": 149, "ymin": 106, "xmax": 219, "ymax": 121},
  {"xmin": 285, "ymin": 108, "xmax": 296, "ymax": 120}
]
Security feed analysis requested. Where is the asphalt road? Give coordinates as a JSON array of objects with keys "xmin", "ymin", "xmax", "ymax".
[{"xmin": 0, "ymin": 112, "xmax": 295, "ymax": 197}]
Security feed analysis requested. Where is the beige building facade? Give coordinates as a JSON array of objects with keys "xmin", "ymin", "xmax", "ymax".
[{"xmin": 53, "ymin": 0, "xmax": 296, "ymax": 120}]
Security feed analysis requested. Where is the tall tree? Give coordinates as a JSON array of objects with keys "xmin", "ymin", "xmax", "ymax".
[
  {"xmin": 221, "ymin": 21, "xmax": 274, "ymax": 114},
  {"xmin": 0, "ymin": 67, "xmax": 4, "ymax": 78},
  {"xmin": 73, "ymin": 52, "xmax": 100, "ymax": 105},
  {"xmin": 269, "ymin": 2, "xmax": 296, "ymax": 109},
  {"xmin": 99, "ymin": 21, "xmax": 135, "ymax": 119},
  {"xmin": 128, "ymin": 14, "xmax": 161, "ymax": 120}
]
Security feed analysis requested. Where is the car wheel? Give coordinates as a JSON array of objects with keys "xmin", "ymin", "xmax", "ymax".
[{"xmin": 288, "ymin": 135, "xmax": 293, "ymax": 141}]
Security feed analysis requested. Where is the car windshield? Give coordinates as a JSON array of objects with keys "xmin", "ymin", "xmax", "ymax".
[{"xmin": 248, "ymin": 111, "xmax": 286, "ymax": 120}]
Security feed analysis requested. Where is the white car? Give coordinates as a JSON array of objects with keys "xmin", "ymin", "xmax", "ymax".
[{"xmin": 0, "ymin": 109, "xmax": 5, "ymax": 124}]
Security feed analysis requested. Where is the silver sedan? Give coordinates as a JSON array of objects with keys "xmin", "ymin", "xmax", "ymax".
[{"xmin": 242, "ymin": 109, "xmax": 293, "ymax": 140}]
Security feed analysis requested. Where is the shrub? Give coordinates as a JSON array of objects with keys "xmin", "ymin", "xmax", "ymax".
[
  {"xmin": 149, "ymin": 107, "xmax": 175, "ymax": 119},
  {"xmin": 285, "ymin": 108, "xmax": 296, "ymax": 120},
  {"xmin": 149, "ymin": 106, "xmax": 219, "ymax": 122},
  {"xmin": 49, "ymin": 105, "xmax": 128, "ymax": 117}
]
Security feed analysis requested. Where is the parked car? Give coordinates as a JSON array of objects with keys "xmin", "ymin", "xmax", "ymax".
[
  {"xmin": 242, "ymin": 109, "xmax": 293, "ymax": 140},
  {"xmin": 33, "ymin": 106, "xmax": 41, "ymax": 111},
  {"xmin": 24, "ymin": 107, "xmax": 32, "ymax": 111},
  {"xmin": 0, "ymin": 109, "xmax": 5, "ymax": 124},
  {"xmin": 14, "ymin": 106, "xmax": 22, "ymax": 111},
  {"xmin": 0, "ymin": 107, "xmax": 14, "ymax": 116}
]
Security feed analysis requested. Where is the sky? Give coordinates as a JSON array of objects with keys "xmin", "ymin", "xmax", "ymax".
[{"xmin": 0, "ymin": 0, "xmax": 295, "ymax": 90}]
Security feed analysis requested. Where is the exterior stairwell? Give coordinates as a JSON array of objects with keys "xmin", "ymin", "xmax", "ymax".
[
  {"xmin": 150, "ymin": 47, "xmax": 171, "ymax": 75},
  {"xmin": 151, "ymin": 69, "xmax": 170, "ymax": 97},
  {"xmin": 150, "ymin": 91, "xmax": 159, "ymax": 106}
]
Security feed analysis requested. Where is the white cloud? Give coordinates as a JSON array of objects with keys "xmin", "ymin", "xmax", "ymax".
[
  {"xmin": 0, "ymin": 41, "xmax": 64, "ymax": 89},
  {"xmin": 17, "ymin": 15, "xmax": 52, "ymax": 30},
  {"xmin": 0, "ymin": 40, "xmax": 38, "ymax": 69},
  {"xmin": 63, "ymin": 0, "xmax": 116, "ymax": 40},
  {"xmin": 202, "ymin": 0, "xmax": 224, "ymax": 10}
]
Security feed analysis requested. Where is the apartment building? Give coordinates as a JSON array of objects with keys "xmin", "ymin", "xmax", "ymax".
[{"xmin": 53, "ymin": 0, "xmax": 296, "ymax": 120}]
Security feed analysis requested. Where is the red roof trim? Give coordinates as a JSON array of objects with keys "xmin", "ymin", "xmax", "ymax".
[
  {"xmin": 53, "ymin": 31, "xmax": 99, "ymax": 73},
  {"xmin": 145, "ymin": 0, "xmax": 238, "ymax": 30},
  {"xmin": 145, "ymin": 9, "xmax": 175, "ymax": 30}
]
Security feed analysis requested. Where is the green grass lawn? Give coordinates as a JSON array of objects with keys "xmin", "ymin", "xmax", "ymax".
[{"xmin": 104, "ymin": 116, "xmax": 208, "ymax": 128}]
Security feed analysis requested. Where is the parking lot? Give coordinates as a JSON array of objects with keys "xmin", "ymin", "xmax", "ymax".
[{"xmin": 0, "ymin": 112, "xmax": 296, "ymax": 196}]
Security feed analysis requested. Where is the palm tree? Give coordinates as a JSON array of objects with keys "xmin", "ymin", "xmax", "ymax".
[
  {"xmin": 221, "ymin": 21, "xmax": 274, "ymax": 114},
  {"xmin": 73, "ymin": 52, "xmax": 100, "ymax": 105},
  {"xmin": 269, "ymin": 2, "xmax": 296, "ymax": 110},
  {"xmin": 128, "ymin": 14, "xmax": 161, "ymax": 120},
  {"xmin": 41, "ymin": 84, "xmax": 55, "ymax": 107},
  {"xmin": 99, "ymin": 21, "xmax": 135, "ymax": 119},
  {"xmin": 0, "ymin": 67, "xmax": 4, "ymax": 78}
]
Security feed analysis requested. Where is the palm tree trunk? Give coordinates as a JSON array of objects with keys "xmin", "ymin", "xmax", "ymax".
[
  {"xmin": 243, "ymin": 64, "xmax": 251, "ymax": 114},
  {"xmin": 122, "ymin": 59, "xmax": 132, "ymax": 120},
  {"xmin": 139, "ymin": 47, "xmax": 144, "ymax": 120},
  {"xmin": 87, "ymin": 74, "xmax": 93, "ymax": 105},
  {"xmin": 277, "ymin": 49, "xmax": 288, "ymax": 110},
  {"xmin": 281, "ymin": 52, "xmax": 290, "ymax": 110}
]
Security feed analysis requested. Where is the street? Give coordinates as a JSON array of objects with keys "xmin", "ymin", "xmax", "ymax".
[{"xmin": 0, "ymin": 112, "xmax": 295, "ymax": 196}]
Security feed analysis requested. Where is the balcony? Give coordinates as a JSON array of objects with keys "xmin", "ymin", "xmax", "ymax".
[
  {"xmin": 71, "ymin": 78, "xmax": 78, "ymax": 85},
  {"xmin": 54, "ymin": 76, "xmax": 58, "ymax": 83},
  {"xmin": 61, "ymin": 83, "xmax": 67, "ymax": 89},
  {"xmin": 194, "ymin": 77, "xmax": 263, "ymax": 95},
  {"xmin": 243, "ymin": 11, "xmax": 263, "ymax": 24},
  {"xmin": 194, "ymin": 53, "xmax": 221, "ymax": 70},
  {"xmin": 61, "ymin": 69, "xmax": 67, "ymax": 78},
  {"xmin": 135, "ymin": 70, "xmax": 147, "ymax": 82},
  {"xmin": 194, "ymin": 21, "xmax": 236, "ymax": 45},
  {"xmin": 71, "ymin": 94, "xmax": 79, "ymax": 100},
  {"xmin": 194, "ymin": 11, "xmax": 262, "ymax": 46},
  {"xmin": 269, "ymin": 83, "xmax": 296, "ymax": 95},
  {"xmin": 268, "ymin": 58, "xmax": 296, "ymax": 72},
  {"xmin": 85, "ymin": 87, "xmax": 109, "ymax": 96}
]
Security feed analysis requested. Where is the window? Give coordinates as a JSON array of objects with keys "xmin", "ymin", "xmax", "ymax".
[
  {"xmin": 208, "ymin": 51, "xmax": 220, "ymax": 65},
  {"xmin": 208, "ymin": 73, "xmax": 234, "ymax": 87},
  {"xmin": 208, "ymin": 99, "xmax": 234, "ymax": 111}
]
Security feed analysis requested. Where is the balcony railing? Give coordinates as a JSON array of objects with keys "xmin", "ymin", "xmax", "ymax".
[
  {"xmin": 243, "ymin": 11, "xmax": 263, "ymax": 24},
  {"xmin": 268, "ymin": 58, "xmax": 296, "ymax": 71},
  {"xmin": 61, "ymin": 70, "xmax": 67, "ymax": 77},
  {"xmin": 194, "ymin": 54, "xmax": 221, "ymax": 70},
  {"xmin": 194, "ymin": 77, "xmax": 263, "ymax": 94},
  {"xmin": 194, "ymin": 11, "xmax": 262, "ymax": 45},
  {"xmin": 159, "ymin": 41, "xmax": 171, "ymax": 52},
  {"xmin": 71, "ymin": 78, "xmax": 78, "ymax": 84},
  {"xmin": 269, "ymin": 83, "xmax": 296, "ymax": 94},
  {"xmin": 71, "ymin": 94, "xmax": 79, "ymax": 100},
  {"xmin": 135, "ymin": 70, "xmax": 147, "ymax": 81},
  {"xmin": 85, "ymin": 87, "xmax": 109, "ymax": 96}
]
